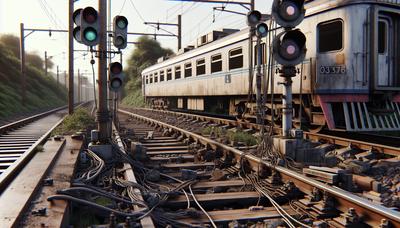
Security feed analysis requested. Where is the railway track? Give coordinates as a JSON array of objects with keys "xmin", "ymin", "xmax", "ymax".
[
  {"xmin": 0, "ymin": 103, "xmax": 89, "ymax": 193},
  {"xmin": 122, "ymin": 107, "xmax": 400, "ymax": 157},
  {"xmin": 118, "ymin": 109, "xmax": 400, "ymax": 228}
]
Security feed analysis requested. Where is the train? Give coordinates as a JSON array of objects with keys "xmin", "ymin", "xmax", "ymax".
[{"xmin": 141, "ymin": 0, "xmax": 400, "ymax": 132}]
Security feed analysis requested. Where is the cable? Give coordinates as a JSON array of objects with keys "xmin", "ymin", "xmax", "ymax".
[
  {"xmin": 90, "ymin": 55, "xmax": 98, "ymax": 110},
  {"xmin": 47, "ymin": 194, "xmax": 147, "ymax": 218},
  {"xmin": 118, "ymin": 0, "xmax": 128, "ymax": 15},
  {"xmin": 189, "ymin": 184, "xmax": 217, "ymax": 228},
  {"xmin": 128, "ymin": 0, "xmax": 146, "ymax": 23}
]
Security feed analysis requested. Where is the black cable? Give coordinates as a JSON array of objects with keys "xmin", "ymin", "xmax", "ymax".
[
  {"xmin": 57, "ymin": 187, "xmax": 147, "ymax": 207},
  {"xmin": 48, "ymin": 194, "xmax": 147, "ymax": 218}
]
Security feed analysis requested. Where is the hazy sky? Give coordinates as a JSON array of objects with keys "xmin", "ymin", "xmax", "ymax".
[{"xmin": 0, "ymin": 0, "xmax": 271, "ymax": 80}]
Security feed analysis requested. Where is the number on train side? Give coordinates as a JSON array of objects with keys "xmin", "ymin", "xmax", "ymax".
[{"xmin": 319, "ymin": 65, "xmax": 346, "ymax": 74}]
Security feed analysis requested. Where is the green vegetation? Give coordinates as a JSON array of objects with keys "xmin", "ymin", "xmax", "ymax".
[
  {"xmin": 0, "ymin": 34, "xmax": 66, "ymax": 119},
  {"xmin": 227, "ymin": 130, "xmax": 258, "ymax": 146},
  {"xmin": 121, "ymin": 36, "xmax": 173, "ymax": 107},
  {"xmin": 202, "ymin": 126, "xmax": 258, "ymax": 146},
  {"xmin": 53, "ymin": 108, "xmax": 95, "ymax": 135}
]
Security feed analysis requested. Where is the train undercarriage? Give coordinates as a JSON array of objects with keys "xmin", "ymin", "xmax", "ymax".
[{"xmin": 147, "ymin": 93, "xmax": 400, "ymax": 132}]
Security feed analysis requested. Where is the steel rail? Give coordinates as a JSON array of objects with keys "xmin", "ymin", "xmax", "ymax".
[
  {"xmin": 119, "ymin": 109, "xmax": 400, "ymax": 228},
  {"xmin": 0, "ymin": 102, "xmax": 91, "ymax": 193},
  {"xmin": 0, "ymin": 117, "xmax": 65, "ymax": 193},
  {"xmin": 126, "ymin": 108, "xmax": 400, "ymax": 157},
  {"xmin": 0, "ymin": 106, "xmax": 67, "ymax": 134}
]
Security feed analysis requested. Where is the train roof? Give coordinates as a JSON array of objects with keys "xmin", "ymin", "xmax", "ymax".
[
  {"xmin": 142, "ymin": 28, "xmax": 249, "ymax": 75},
  {"xmin": 142, "ymin": 0, "xmax": 400, "ymax": 76}
]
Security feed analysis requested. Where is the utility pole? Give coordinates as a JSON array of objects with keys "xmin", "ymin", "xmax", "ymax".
[
  {"xmin": 98, "ymin": 0, "xmax": 111, "ymax": 141},
  {"xmin": 68, "ymin": 0, "xmax": 74, "ymax": 114},
  {"xmin": 178, "ymin": 15, "xmax": 182, "ymax": 50},
  {"xmin": 44, "ymin": 51, "xmax": 48, "ymax": 77},
  {"xmin": 144, "ymin": 15, "xmax": 182, "ymax": 51},
  {"xmin": 64, "ymin": 71, "xmax": 67, "ymax": 88},
  {"xmin": 78, "ymin": 69, "xmax": 81, "ymax": 103},
  {"xmin": 19, "ymin": 23, "xmax": 26, "ymax": 105},
  {"xmin": 56, "ymin": 65, "xmax": 59, "ymax": 87}
]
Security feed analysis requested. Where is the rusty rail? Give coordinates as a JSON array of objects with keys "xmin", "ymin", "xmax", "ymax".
[
  {"xmin": 119, "ymin": 108, "xmax": 400, "ymax": 228},
  {"xmin": 125, "ymin": 108, "xmax": 400, "ymax": 157}
]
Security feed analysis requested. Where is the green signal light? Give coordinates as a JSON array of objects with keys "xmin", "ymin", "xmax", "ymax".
[
  {"xmin": 111, "ymin": 78, "xmax": 122, "ymax": 89},
  {"xmin": 84, "ymin": 28, "xmax": 97, "ymax": 42},
  {"xmin": 117, "ymin": 20, "xmax": 127, "ymax": 29}
]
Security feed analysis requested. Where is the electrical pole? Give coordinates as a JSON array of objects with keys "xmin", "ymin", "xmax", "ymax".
[
  {"xmin": 178, "ymin": 15, "xmax": 182, "ymax": 50},
  {"xmin": 68, "ymin": 0, "xmax": 74, "ymax": 114},
  {"xmin": 144, "ymin": 15, "xmax": 181, "ymax": 51},
  {"xmin": 44, "ymin": 51, "xmax": 48, "ymax": 77},
  {"xmin": 78, "ymin": 69, "xmax": 81, "ymax": 103},
  {"xmin": 19, "ymin": 23, "xmax": 26, "ymax": 105},
  {"xmin": 98, "ymin": 0, "xmax": 111, "ymax": 141},
  {"xmin": 56, "ymin": 65, "xmax": 59, "ymax": 87},
  {"xmin": 64, "ymin": 71, "xmax": 67, "ymax": 88}
]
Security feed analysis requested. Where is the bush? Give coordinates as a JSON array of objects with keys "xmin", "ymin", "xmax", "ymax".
[{"xmin": 53, "ymin": 108, "xmax": 95, "ymax": 135}]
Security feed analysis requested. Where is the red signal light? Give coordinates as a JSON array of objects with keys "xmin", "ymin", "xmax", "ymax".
[
  {"xmin": 110, "ymin": 62, "xmax": 122, "ymax": 74},
  {"xmin": 82, "ymin": 7, "xmax": 98, "ymax": 24}
]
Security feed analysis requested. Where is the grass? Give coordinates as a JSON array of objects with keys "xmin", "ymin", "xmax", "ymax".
[
  {"xmin": 202, "ymin": 126, "xmax": 258, "ymax": 146},
  {"xmin": 227, "ymin": 130, "xmax": 258, "ymax": 146},
  {"xmin": 0, "ymin": 41, "xmax": 67, "ymax": 119},
  {"xmin": 121, "ymin": 77, "xmax": 146, "ymax": 108},
  {"xmin": 53, "ymin": 108, "xmax": 95, "ymax": 135}
]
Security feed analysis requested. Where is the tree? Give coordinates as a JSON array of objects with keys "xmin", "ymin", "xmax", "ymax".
[
  {"xmin": 0, "ymin": 34, "xmax": 20, "ymax": 57},
  {"xmin": 0, "ymin": 34, "xmax": 47, "ymax": 71},
  {"xmin": 122, "ymin": 36, "xmax": 173, "ymax": 107},
  {"xmin": 125, "ymin": 36, "xmax": 173, "ymax": 81}
]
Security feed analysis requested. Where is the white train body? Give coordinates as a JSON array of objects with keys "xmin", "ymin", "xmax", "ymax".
[{"xmin": 141, "ymin": 0, "xmax": 400, "ymax": 131}]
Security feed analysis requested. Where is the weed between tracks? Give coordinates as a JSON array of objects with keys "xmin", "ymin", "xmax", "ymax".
[
  {"xmin": 52, "ymin": 108, "xmax": 95, "ymax": 135},
  {"xmin": 202, "ymin": 126, "xmax": 258, "ymax": 146}
]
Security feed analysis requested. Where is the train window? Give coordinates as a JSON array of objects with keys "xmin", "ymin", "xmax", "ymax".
[
  {"xmin": 160, "ymin": 70, "xmax": 165, "ymax": 81},
  {"xmin": 145, "ymin": 75, "xmax": 148, "ymax": 84},
  {"xmin": 254, "ymin": 43, "xmax": 266, "ymax": 65},
  {"xmin": 378, "ymin": 21, "xmax": 387, "ymax": 54},
  {"xmin": 167, "ymin": 68, "xmax": 172, "ymax": 80},
  {"xmin": 196, "ymin": 59, "xmax": 206, "ymax": 76},
  {"xmin": 211, "ymin": 54, "xmax": 222, "ymax": 73},
  {"xmin": 154, "ymin": 72, "xmax": 158, "ymax": 83},
  {"xmin": 150, "ymin": 75, "xmax": 153, "ymax": 84},
  {"xmin": 185, "ymin": 63, "xmax": 192, "ymax": 77},
  {"xmin": 318, "ymin": 19, "xmax": 343, "ymax": 52},
  {"xmin": 229, "ymin": 48, "xmax": 243, "ymax": 70},
  {"xmin": 175, "ymin": 66, "xmax": 181, "ymax": 79}
]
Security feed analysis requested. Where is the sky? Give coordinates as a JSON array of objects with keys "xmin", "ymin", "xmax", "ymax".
[{"xmin": 0, "ymin": 0, "xmax": 272, "ymax": 82}]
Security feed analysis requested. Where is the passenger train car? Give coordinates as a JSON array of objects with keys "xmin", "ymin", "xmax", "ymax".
[{"xmin": 141, "ymin": 0, "xmax": 400, "ymax": 132}]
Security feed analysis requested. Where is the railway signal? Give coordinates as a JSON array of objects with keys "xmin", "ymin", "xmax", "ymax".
[
  {"xmin": 113, "ymin": 16, "xmax": 128, "ymax": 49},
  {"xmin": 271, "ymin": 0, "xmax": 306, "ymax": 138},
  {"xmin": 80, "ymin": 7, "xmax": 100, "ymax": 46},
  {"xmin": 272, "ymin": 29, "xmax": 306, "ymax": 66},
  {"xmin": 271, "ymin": 0, "xmax": 305, "ymax": 28},
  {"xmin": 272, "ymin": 0, "xmax": 306, "ymax": 66},
  {"xmin": 108, "ymin": 62, "xmax": 124, "ymax": 92},
  {"xmin": 246, "ymin": 10, "xmax": 262, "ymax": 27},
  {"xmin": 73, "ymin": 8, "xmax": 83, "ymax": 44},
  {"xmin": 255, "ymin": 23, "xmax": 268, "ymax": 38}
]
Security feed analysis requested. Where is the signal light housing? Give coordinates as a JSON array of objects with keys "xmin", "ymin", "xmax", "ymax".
[
  {"xmin": 80, "ymin": 7, "xmax": 99, "ymax": 46},
  {"xmin": 272, "ymin": 29, "xmax": 306, "ymax": 66},
  {"xmin": 109, "ymin": 62, "xmax": 124, "ymax": 92},
  {"xmin": 113, "ymin": 16, "xmax": 128, "ymax": 49},
  {"xmin": 246, "ymin": 10, "xmax": 262, "ymax": 27},
  {"xmin": 73, "ymin": 8, "xmax": 83, "ymax": 44},
  {"xmin": 271, "ymin": 0, "xmax": 305, "ymax": 28},
  {"xmin": 255, "ymin": 23, "xmax": 269, "ymax": 38}
]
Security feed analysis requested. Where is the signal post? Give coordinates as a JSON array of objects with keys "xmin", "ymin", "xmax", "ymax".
[
  {"xmin": 268, "ymin": 0, "xmax": 307, "ymax": 158},
  {"xmin": 71, "ymin": 1, "xmax": 128, "ymax": 158}
]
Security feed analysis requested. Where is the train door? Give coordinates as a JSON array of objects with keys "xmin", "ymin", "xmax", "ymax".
[{"xmin": 377, "ymin": 16, "xmax": 394, "ymax": 87}]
